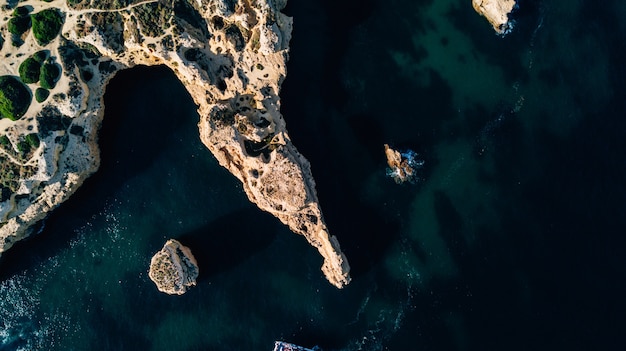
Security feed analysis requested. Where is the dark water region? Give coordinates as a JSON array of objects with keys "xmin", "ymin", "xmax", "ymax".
[{"xmin": 1, "ymin": 0, "xmax": 626, "ymax": 349}]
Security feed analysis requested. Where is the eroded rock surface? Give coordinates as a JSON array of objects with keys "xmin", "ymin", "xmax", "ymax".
[
  {"xmin": 149, "ymin": 239, "xmax": 198, "ymax": 295},
  {"xmin": 0, "ymin": 0, "xmax": 350, "ymax": 288},
  {"xmin": 472, "ymin": 0, "xmax": 517, "ymax": 35},
  {"xmin": 384, "ymin": 144, "xmax": 423, "ymax": 184}
]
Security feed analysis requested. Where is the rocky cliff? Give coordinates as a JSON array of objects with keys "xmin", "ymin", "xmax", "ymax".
[
  {"xmin": 0, "ymin": 0, "xmax": 350, "ymax": 288},
  {"xmin": 472, "ymin": 0, "xmax": 517, "ymax": 35}
]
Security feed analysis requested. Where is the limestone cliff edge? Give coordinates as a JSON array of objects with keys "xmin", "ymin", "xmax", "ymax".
[{"xmin": 0, "ymin": 0, "xmax": 350, "ymax": 288}]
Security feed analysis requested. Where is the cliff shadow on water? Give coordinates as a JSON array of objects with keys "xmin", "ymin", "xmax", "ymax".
[
  {"xmin": 176, "ymin": 208, "xmax": 279, "ymax": 281},
  {"xmin": 0, "ymin": 65, "xmax": 204, "ymax": 280},
  {"xmin": 282, "ymin": 0, "xmax": 407, "ymax": 280}
]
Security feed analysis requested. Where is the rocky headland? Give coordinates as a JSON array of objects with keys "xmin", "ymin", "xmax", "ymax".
[
  {"xmin": 472, "ymin": 0, "xmax": 517, "ymax": 35},
  {"xmin": 149, "ymin": 239, "xmax": 198, "ymax": 295},
  {"xmin": 0, "ymin": 0, "xmax": 350, "ymax": 288}
]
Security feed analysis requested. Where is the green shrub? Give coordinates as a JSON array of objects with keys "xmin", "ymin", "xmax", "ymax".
[
  {"xmin": 0, "ymin": 76, "xmax": 31, "ymax": 120},
  {"xmin": 39, "ymin": 63, "xmax": 60, "ymax": 89},
  {"xmin": 35, "ymin": 88, "xmax": 49, "ymax": 103},
  {"xmin": 7, "ymin": 16, "xmax": 31, "ymax": 36},
  {"xmin": 25, "ymin": 133, "xmax": 40, "ymax": 148},
  {"xmin": 31, "ymin": 9, "xmax": 64, "ymax": 46},
  {"xmin": 32, "ymin": 50, "xmax": 48, "ymax": 63},
  {"xmin": 16, "ymin": 140, "xmax": 30, "ymax": 154},
  {"xmin": 19, "ymin": 57, "xmax": 42, "ymax": 84},
  {"xmin": 13, "ymin": 6, "xmax": 30, "ymax": 17},
  {"xmin": 0, "ymin": 135, "xmax": 9, "ymax": 147}
]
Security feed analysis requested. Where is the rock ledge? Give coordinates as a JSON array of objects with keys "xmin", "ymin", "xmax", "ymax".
[{"xmin": 472, "ymin": 0, "xmax": 517, "ymax": 35}]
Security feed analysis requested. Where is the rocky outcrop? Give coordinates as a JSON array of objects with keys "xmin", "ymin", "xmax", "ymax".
[
  {"xmin": 472, "ymin": 0, "xmax": 517, "ymax": 35},
  {"xmin": 384, "ymin": 144, "xmax": 423, "ymax": 184},
  {"xmin": 149, "ymin": 239, "xmax": 199, "ymax": 295},
  {"xmin": 0, "ymin": 0, "xmax": 350, "ymax": 288}
]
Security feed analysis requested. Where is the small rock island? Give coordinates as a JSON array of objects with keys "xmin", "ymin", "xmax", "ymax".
[
  {"xmin": 0, "ymin": 0, "xmax": 350, "ymax": 288},
  {"xmin": 149, "ymin": 239, "xmax": 199, "ymax": 295},
  {"xmin": 384, "ymin": 144, "xmax": 424, "ymax": 184},
  {"xmin": 472, "ymin": 0, "xmax": 517, "ymax": 35}
]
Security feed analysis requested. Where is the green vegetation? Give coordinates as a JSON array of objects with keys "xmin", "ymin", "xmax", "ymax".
[
  {"xmin": 134, "ymin": 2, "xmax": 172, "ymax": 37},
  {"xmin": 0, "ymin": 76, "xmax": 31, "ymax": 120},
  {"xmin": 8, "ymin": 6, "xmax": 31, "ymax": 39},
  {"xmin": 35, "ymin": 88, "xmax": 49, "ymax": 103},
  {"xmin": 0, "ymin": 135, "xmax": 9, "ymax": 147},
  {"xmin": 32, "ymin": 50, "xmax": 49, "ymax": 63},
  {"xmin": 25, "ymin": 133, "xmax": 40, "ymax": 149},
  {"xmin": 37, "ymin": 106, "xmax": 72, "ymax": 137},
  {"xmin": 31, "ymin": 9, "xmax": 64, "ymax": 46},
  {"xmin": 19, "ymin": 57, "xmax": 42, "ymax": 84},
  {"xmin": 12, "ymin": 134, "xmax": 40, "ymax": 157},
  {"xmin": 13, "ymin": 6, "xmax": 30, "ymax": 17},
  {"xmin": 89, "ymin": 12, "xmax": 124, "ymax": 53},
  {"xmin": 39, "ymin": 63, "xmax": 60, "ymax": 89},
  {"xmin": 16, "ymin": 140, "xmax": 30, "ymax": 154},
  {"xmin": 7, "ymin": 16, "xmax": 31, "ymax": 36}
]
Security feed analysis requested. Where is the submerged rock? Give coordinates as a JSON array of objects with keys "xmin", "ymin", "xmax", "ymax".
[
  {"xmin": 385, "ymin": 144, "xmax": 424, "ymax": 184},
  {"xmin": 472, "ymin": 0, "xmax": 517, "ymax": 35},
  {"xmin": 148, "ymin": 239, "xmax": 199, "ymax": 295}
]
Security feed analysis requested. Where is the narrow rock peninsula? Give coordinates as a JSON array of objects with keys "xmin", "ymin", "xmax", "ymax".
[
  {"xmin": 0, "ymin": 0, "xmax": 350, "ymax": 288},
  {"xmin": 472, "ymin": 0, "xmax": 517, "ymax": 35}
]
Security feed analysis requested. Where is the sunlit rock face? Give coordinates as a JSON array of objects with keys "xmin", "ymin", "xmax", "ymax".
[
  {"xmin": 384, "ymin": 144, "xmax": 424, "ymax": 184},
  {"xmin": 472, "ymin": 0, "xmax": 517, "ymax": 35},
  {"xmin": 0, "ymin": 0, "xmax": 350, "ymax": 288},
  {"xmin": 149, "ymin": 239, "xmax": 199, "ymax": 295}
]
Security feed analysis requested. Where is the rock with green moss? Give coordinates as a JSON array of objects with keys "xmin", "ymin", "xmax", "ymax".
[{"xmin": 0, "ymin": 76, "xmax": 31, "ymax": 120}]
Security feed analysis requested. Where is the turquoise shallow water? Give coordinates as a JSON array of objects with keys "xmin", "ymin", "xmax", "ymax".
[{"xmin": 2, "ymin": 0, "xmax": 626, "ymax": 349}]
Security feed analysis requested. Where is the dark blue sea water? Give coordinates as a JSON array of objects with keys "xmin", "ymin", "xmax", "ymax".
[{"xmin": 1, "ymin": 0, "xmax": 626, "ymax": 349}]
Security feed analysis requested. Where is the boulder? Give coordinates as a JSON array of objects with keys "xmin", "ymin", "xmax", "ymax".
[{"xmin": 148, "ymin": 239, "xmax": 199, "ymax": 295}]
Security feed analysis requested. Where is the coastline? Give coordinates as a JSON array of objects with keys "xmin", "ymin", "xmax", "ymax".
[{"xmin": 0, "ymin": 0, "xmax": 350, "ymax": 287}]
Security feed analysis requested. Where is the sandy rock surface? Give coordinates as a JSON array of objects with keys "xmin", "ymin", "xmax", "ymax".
[
  {"xmin": 472, "ymin": 0, "xmax": 517, "ymax": 34},
  {"xmin": 149, "ymin": 239, "xmax": 199, "ymax": 295},
  {"xmin": 0, "ymin": 0, "xmax": 350, "ymax": 288}
]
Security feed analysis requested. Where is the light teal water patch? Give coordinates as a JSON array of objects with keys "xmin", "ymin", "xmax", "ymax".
[{"xmin": 388, "ymin": 0, "xmax": 509, "ymax": 110}]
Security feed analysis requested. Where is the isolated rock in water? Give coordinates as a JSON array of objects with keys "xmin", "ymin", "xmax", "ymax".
[
  {"xmin": 385, "ymin": 144, "xmax": 424, "ymax": 184},
  {"xmin": 0, "ymin": 0, "xmax": 350, "ymax": 288},
  {"xmin": 149, "ymin": 239, "xmax": 199, "ymax": 295},
  {"xmin": 472, "ymin": 0, "xmax": 517, "ymax": 35}
]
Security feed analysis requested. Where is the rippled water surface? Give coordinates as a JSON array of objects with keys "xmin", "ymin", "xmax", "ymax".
[{"xmin": 1, "ymin": 0, "xmax": 625, "ymax": 349}]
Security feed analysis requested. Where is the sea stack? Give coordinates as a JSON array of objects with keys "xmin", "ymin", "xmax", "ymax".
[
  {"xmin": 0, "ymin": 0, "xmax": 350, "ymax": 288},
  {"xmin": 472, "ymin": 0, "xmax": 517, "ymax": 35},
  {"xmin": 149, "ymin": 239, "xmax": 199, "ymax": 295},
  {"xmin": 384, "ymin": 144, "xmax": 423, "ymax": 184}
]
